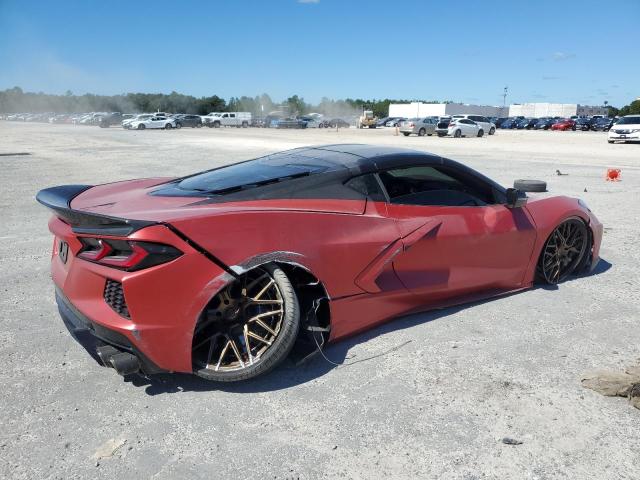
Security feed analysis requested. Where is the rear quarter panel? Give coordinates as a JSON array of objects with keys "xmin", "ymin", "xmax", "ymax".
[{"xmin": 168, "ymin": 201, "xmax": 401, "ymax": 299}]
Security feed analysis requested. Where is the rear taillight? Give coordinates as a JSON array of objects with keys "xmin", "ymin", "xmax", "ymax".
[
  {"xmin": 78, "ymin": 238, "xmax": 182, "ymax": 271},
  {"xmin": 409, "ymin": 123, "xmax": 414, "ymax": 127}
]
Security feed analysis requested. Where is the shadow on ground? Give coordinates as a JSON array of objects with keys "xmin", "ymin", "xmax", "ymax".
[{"xmin": 124, "ymin": 258, "xmax": 612, "ymax": 395}]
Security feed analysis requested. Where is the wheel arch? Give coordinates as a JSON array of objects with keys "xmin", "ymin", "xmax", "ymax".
[{"xmin": 193, "ymin": 255, "xmax": 332, "ymax": 367}]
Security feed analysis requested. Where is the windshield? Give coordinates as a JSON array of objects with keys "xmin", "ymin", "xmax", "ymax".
[
  {"xmin": 616, "ymin": 116, "xmax": 640, "ymax": 125},
  {"xmin": 177, "ymin": 153, "xmax": 330, "ymax": 193}
]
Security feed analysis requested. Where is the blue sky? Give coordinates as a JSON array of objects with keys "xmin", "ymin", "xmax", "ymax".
[{"xmin": 0, "ymin": 0, "xmax": 637, "ymax": 107}]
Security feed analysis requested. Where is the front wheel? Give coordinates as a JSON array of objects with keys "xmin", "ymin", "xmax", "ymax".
[
  {"xmin": 137, "ymin": 124, "xmax": 145, "ymax": 130},
  {"xmin": 538, "ymin": 218, "xmax": 589, "ymax": 284},
  {"xmin": 489, "ymin": 127, "xmax": 495, "ymax": 135},
  {"xmin": 192, "ymin": 265, "xmax": 300, "ymax": 382}
]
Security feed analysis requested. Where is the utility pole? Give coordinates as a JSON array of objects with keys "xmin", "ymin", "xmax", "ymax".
[{"xmin": 502, "ymin": 86, "xmax": 508, "ymax": 108}]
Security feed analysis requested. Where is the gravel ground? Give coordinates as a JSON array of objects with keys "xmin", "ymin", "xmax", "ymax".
[{"xmin": 1, "ymin": 123, "xmax": 639, "ymax": 479}]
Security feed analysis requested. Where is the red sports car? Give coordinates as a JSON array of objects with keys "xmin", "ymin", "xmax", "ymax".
[
  {"xmin": 551, "ymin": 118, "xmax": 577, "ymax": 131},
  {"xmin": 37, "ymin": 145, "xmax": 602, "ymax": 382}
]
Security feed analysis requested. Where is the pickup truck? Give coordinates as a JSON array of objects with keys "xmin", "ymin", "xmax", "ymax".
[{"xmin": 203, "ymin": 112, "xmax": 252, "ymax": 128}]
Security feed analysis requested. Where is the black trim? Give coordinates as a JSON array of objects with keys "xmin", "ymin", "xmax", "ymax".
[
  {"xmin": 55, "ymin": 287, "xmax": 166, "ymax": 375},
  {"xmin": 36, "ymin": 185, "xmax": 157, "ymax": 236},
  {"xmin": 162, "ymin": 223, "xmax": 239, "ymax": 279}
]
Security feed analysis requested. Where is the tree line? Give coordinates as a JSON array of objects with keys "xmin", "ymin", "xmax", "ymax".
[
  {"xmin": 1, "ymin": 86, "xmax": 636, "ymax": 118},
  {"xmin": 0, "ymin": 87, "xmax": 441, "ymax": 118}
]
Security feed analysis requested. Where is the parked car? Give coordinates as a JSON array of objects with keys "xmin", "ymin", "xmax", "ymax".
[
  {"xmin": 492, "ymin": 117, "xmax": 508, "ymax": 128},
  {"xmin": 322, "ymin": 118, "xmax": 350, "ymax": 128},
  {"xmin": 574, "ymin": 117, "xmax": 594, "ymax": 131},
  {"xmin": 385, "ymin": 117, "xmax": 406, "ymax": 127},
  {"xmin": 205, "ymin": 112, "xmax": 251, "ymax": 128},
  {"xmin": 127, "ymin": 116, "xmax": 179, "ymax": 130},
  {"xmin": 123, "ymin": 114, "xmax": 154, "ymax": 129},
  {"xmin": 591, "ymin": 117, "xmax": 614, "ymax": 132},
  {"xmin": 515, "ymin": 118, "xmax": 537, "ymax": 130},
  {"xmin": 276, "ymin": 118, "xmax": 307, "ymax": 129},
  {"xmin": 99, "ymin": 113, "xmax": 124, "ymax": 128},
  {"xmin": 399, "ymin": 117, "xmax": 438, "ymax": 136},
  {"xmin": 608, "ymin": 115, "xmax": 640, "ymax": 143},
  {"xmin": 298, "ymin": 116, "xmax": 322, "ymax": 128},
  {"xmin": 500, "ymin": 118, "xmax": 520, "ymax": 129},
  {"xmin": 376, "ymin": 117, "xmax": 391, "ymax": 127},
  {"xmin": 436, "ymin": 118, "xmax": 482, "ymax": 138},
  {"xmin": 532, "ymin": 118, "xmax": 554, "ymax": 130},
  {"xmin": 451, "ymin": 115, "xmax": 496, "ymax": 135},
  {"xmin": 551, "ymin": 118, "xmax": 577, "ymax": 131},
  {"xmin": 174, "ymin": 114, "xmax": 203, "ymax": 128},
  {"xmin": 201, "ymin": 112, "xmax": 224, "ymax": 127}
]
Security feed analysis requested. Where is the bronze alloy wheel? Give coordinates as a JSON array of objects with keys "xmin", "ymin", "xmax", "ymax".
[
  {"xmin": 192, "ymin": 266, "xmax": 299, "ymax": 381},
  {"xmin": 539, "ymin": 218, "xmax": 589, "ymax": 284}
]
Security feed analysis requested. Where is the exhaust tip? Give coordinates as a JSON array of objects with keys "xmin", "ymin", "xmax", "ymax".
[
  {"xmin": 96, "ymin": 345, "xmax": 121, "ymax": 367},
  {"xmin": 109, "ymin": 352, "xmax": 140, "ymax": 376}
]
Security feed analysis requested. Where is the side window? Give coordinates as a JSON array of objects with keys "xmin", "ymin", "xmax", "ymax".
[
  {"xmin": 378, "ymin": 166, "xmax": 495, "ymax": 207},
  {"xmin": 230, "ymin": 113, "xmax": 236, "ymax": 118},
  {"xmin": 345, "ymin": 174, "xmax": 386, "ymax": 201}
]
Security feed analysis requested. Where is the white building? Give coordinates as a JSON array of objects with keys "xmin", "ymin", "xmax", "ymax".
[
  {"xmin": 508, "ymin": 103, "xmax": 608, "ymax": 118},
  {"xmin": 388, "ymin": 102, "xmax": 507, "ymax": 118}
]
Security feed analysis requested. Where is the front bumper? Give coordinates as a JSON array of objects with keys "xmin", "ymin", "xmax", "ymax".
[{"xmin": 608, "ymin": 132, "xmax": 640, "ymax": 142}]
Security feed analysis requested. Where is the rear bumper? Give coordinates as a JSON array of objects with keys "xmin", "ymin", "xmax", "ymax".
[
  {"xmin": 48, "ymin": 216, "xmax": 232, "ymax": 373},
  {"xmin": 56, "ymin": 287, "xmax": 165, "ymax": 374}
]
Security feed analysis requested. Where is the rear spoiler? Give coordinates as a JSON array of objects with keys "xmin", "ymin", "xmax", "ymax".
[{"xmin": 36, "ymin": 185, "xmax": 157, "ymax": 236}]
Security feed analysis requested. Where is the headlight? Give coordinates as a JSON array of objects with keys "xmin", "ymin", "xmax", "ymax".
[{"xmin": 631, "ymin": 129, "xmax": 640, "ymax": 133}]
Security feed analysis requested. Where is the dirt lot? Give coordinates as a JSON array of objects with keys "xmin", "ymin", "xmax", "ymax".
[{"xmin": 1, "ymin": 123, "xmax": 639, "ymax": 479}]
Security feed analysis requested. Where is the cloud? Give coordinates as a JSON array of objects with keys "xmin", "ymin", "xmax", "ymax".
[{"xmin": 552, "ymin": 52, "xmax": 576, "ymax": 61}]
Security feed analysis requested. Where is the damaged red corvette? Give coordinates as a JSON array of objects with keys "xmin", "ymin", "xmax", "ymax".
[{"xmin": 37, "ymin": 145, "xmax": 603, "ymax": 382}]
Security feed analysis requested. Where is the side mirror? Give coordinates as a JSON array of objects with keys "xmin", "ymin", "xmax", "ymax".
[{"xmin": 505, "ymin": 188, "xmax": 527, "ymax": 208}]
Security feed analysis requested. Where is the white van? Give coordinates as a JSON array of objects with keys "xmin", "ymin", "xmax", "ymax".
[{"xmin": 205, "ymin": 112, "xmax": 252, "ymax": 128}]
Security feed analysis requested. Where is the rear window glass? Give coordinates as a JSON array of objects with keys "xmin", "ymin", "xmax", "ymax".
[{"xmin": 177, "ymin": 153, "xmax": 330, "ymax": 194}]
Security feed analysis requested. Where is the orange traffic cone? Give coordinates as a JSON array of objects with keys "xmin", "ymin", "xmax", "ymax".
[{"xmin": 606, "ymin": 169, "xmax": 621, "ymax": 182}]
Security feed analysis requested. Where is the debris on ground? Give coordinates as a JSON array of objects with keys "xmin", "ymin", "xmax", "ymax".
[
  {"xmin": 92, "ymin": 437, "xmax": 127, "ymax": 462},
  {"xmin": 581, "ymin": 364, "xmax": 640, "ymax": 410},
  {"xmin": 501, "ymin": 437, "xmax": 523, "ymax": 445}
]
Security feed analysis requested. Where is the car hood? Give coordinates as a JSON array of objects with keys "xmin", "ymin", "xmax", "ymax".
[{"xmin": 69, "ymin": 177, "xmax": 366, "ymax": 224}]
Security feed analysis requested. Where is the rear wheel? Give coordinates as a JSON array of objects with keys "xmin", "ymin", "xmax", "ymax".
[
  {"xmin": 192, "ymin": 265, "xmax": 300, "ymax": 382},
  {"xmin": 477, "ymin": 129, "xmax": 484, "ymax": 137},
  {"xmin": 454, "ymin": 129, "xmax": 462, "ymax": 138},
  {"xmin": 165, "ymin": 123, "xmax": 173, "ymax": 130},
  {"xmin": 137, "ymin": 124, "xmax": 145, "ymax": 130},
  {"xmin": 538, "ymin": 218, "xmax": 589, "ymax": 284},
  {"xmin": 403, "ymin": 132, "xmax": 410, "ymax": 136},
  {"xmin": 418, "ymin": 128, "xmax": 426, "ymax": 137}
]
